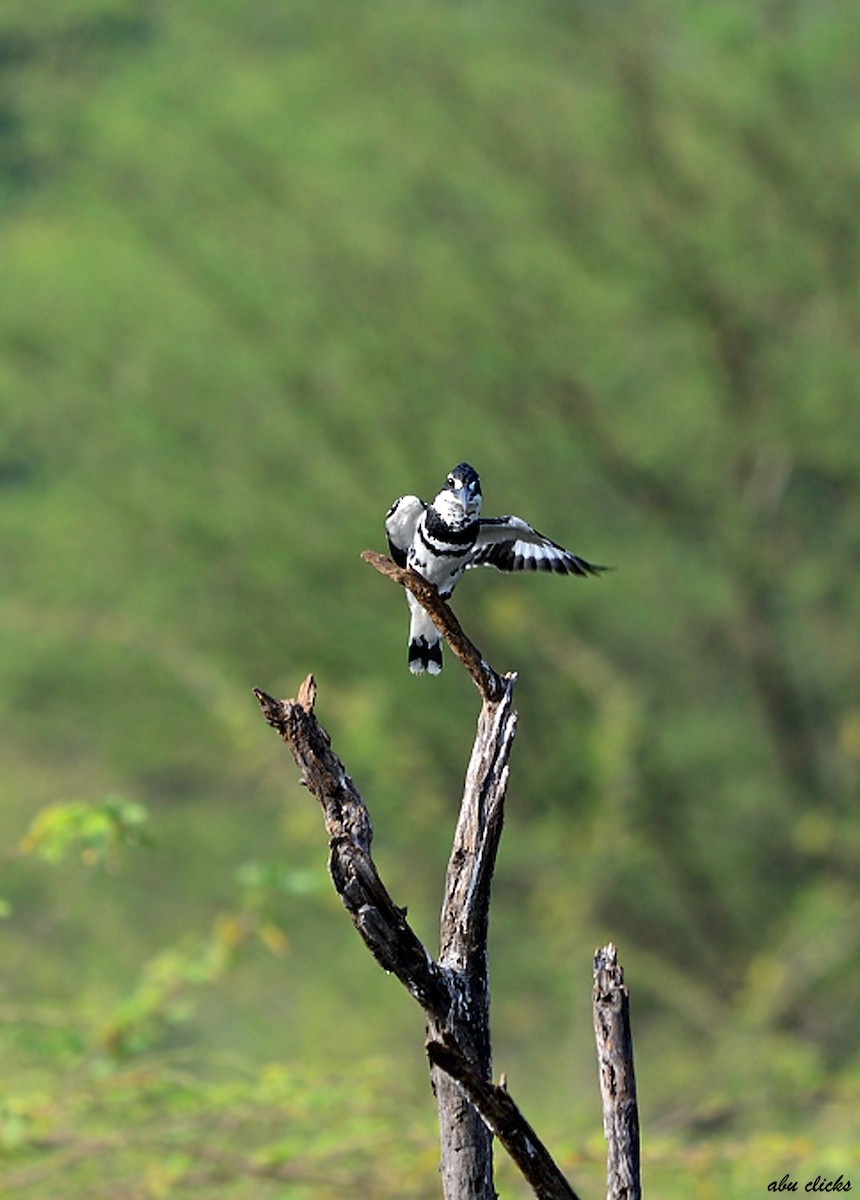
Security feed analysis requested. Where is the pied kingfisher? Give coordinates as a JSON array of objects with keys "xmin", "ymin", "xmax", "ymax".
[{"xmin": 385, "ymin": 462, "xmax": 607, "ymax": 674}]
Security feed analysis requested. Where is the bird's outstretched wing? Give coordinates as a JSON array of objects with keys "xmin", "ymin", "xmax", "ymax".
[
  {"xmin": 470, "ymin": 516, "xmax": 607, "ymax": 577},
  {"xmin": 385, "ymin": 494, "xmax": 426, "ymax": 567}
]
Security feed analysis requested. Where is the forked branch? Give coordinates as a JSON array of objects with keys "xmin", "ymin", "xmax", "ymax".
[
  {"xmin": 254, "ymin": 672, "xmax": 577, "ymax": 1198},
  {"xmin": 254, "ymin": 554, "xmax": 592, "ymax": 1200}
]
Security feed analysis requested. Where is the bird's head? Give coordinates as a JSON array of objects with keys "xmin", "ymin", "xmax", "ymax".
[{"xmin": 434, "ymin": 462, "xmax": 482, "ymax": 526}]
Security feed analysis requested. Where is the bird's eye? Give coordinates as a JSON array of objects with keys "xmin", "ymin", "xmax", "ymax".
[{"xmin": 447, "ymin": 476, "xmax": 454, "ymax": 487}]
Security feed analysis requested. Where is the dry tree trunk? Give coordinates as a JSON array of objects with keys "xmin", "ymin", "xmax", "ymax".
[
  {"xmin": 593, "ymin": 945, "xmax": 641, "ymax": 1200},
  {"xmin": 255, "ymin": 551, "xmax": 638, "ymax": 1200},
  {"xmin": 428, "ymin": 685, "xmax": 516, "ymax": 1199}
]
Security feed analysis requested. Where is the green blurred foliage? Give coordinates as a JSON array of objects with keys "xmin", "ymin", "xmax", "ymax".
[
  {"xmin": 19, "ymin": 795, "xmax": 149, "ymax": 865},
  {"xmin": 1, "ymin": 0, "xmax": 859, "ymax": 1193}
]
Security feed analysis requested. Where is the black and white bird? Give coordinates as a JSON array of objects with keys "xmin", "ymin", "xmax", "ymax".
[{"xmin": 385, "ymin": 462, "xmax": 607, "ymax": 674}]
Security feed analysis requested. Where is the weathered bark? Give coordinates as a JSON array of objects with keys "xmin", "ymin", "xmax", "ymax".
[
  {"xmin": 254, "ymin": 552, "xmax": 583, "ymax": 1200},
  {"xmin": 253, "ymin": 679, "xmax": 451, "ymax": 1014},
  {"xmin": 361, "ymin": 551, "xmax": 515, "ymax": 1197},
  {"xmin": 593, "ymin": 944, "xmax": 641, "ymax": 1200},
  {"xmin": 429, "ymin": 678, "xmax": 517, "ymax": 1200},
  {"xmin": 360, "ymin": 550, "xmax": 504, "ymax": 703},
  {"xmin": 427, "ymin": 1037, "xmax": 582, "ymax": 1200},
  {"xmin": 253, "ymin": 668, "xmax": 513, "ymax": 1200}
]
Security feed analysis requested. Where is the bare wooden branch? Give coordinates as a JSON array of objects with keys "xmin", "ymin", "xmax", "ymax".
[
  {"xmin": 256, "ymin": 561, "xmax": 587, "ymax": 1200},
  {"xmin": 361, "ymin": 547, "xmax": 516, "ymax": 1194},
  {"xmin": 440, "ymin": 680, "xmax": 517, "ymax": 975},
  {"xmin": 429, "ymin": 676, "xmax": 517, "ymax": 1200},
  {"xmin": 593, "ymin": 944, "xmax": 641, "ymax": 1200},
  {"xmin": 255, "ymin": 674, "xmax": 582, "ymax": 1200},
  {"xmin": 427, "ymin": 1037, "xmax": 583, "ymax": 1200},
  {"xmin": 361, "ymin": 549, "xmax": 505, "ymax": 702},
  {"xmin": 253, "ymin": 682, "xmax": 450, "ymax": 1014}
]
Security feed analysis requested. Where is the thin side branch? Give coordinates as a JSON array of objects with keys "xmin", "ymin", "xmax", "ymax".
[
  {"xmin": 254, "ymin": 681, "xmax": 450, "ymax": 1014},
  {"xmin": 361, "ymin": 549, "xmax": 505, "ymax": 702},
  {"xmin": 426, "ymin": 1038, "xmax": 583, "ymax": 1200},
  {"xmin": 593, "ymin": 944, "xmax": 641, "ymax": 1200}
]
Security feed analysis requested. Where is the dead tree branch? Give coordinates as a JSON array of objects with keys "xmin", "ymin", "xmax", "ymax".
[
  {"xmin": 427, "ymin": 1036, "xmax": 581, "ymax": 1200},
  {"xmin": 428, "ymin": 671, "xmax": 517, "ymax": 1200},
  {"xmin": 360, "ymin": 550, "xmax": 504, "ymax": 702},
  {"xmin": 593, "ymin": 944, "xmax": 641, "ymax": 1200},
  {"xmin": 254, "ymin": 553, "xmax": 596, "ymax": 1199},
  {"xmin": 255, "ymin": 672, "xmax": 550, "ymax": 1198},
  {"xmin": 253, "ymin": 681, "xmax": 450, "ymax": 1013}
]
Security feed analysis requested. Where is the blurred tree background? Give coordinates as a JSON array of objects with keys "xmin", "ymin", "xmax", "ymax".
[{"xmin": 0, "ymin": 0, "xmax": 858, "ymax": 1194}]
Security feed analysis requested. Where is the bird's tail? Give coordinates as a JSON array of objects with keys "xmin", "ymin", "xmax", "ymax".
[{"xmin": 407, "ymin": 594, "xmax": 443, "ymax": 675}]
